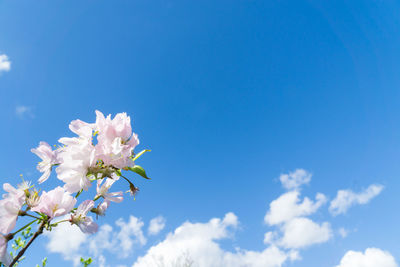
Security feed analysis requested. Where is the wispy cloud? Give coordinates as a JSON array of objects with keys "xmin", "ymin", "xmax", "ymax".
[
  {"xmin": 338, "ymin": 227, "xmax": 348, "ymax": 238},
  {"xmin": 15, "ymin": 105, "xmax": 34, "ymax": 119},
  {"xmin": 279, "ymin": 169, "xmax": 312, "ymax": 190},
  {"xmin": 329, "ymin": 184, "xmax": 384, "ymax": 216},
  {"xmin": 0, "ymin": 54, "xmax": 11, "ymax": 73},
  {"xmin": 148, "ymin": 216, "xmax": 166, "ymax": 236}
]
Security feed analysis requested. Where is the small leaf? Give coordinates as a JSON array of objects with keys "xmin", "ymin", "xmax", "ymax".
[{"xmin": 128, "ymin": 165, "xmax": 150, "ymax": 179}]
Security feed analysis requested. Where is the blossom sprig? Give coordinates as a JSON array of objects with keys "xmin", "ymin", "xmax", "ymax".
[{"xmin": 0, "ymin": 111, "xmax": 150, "ymax": 266}]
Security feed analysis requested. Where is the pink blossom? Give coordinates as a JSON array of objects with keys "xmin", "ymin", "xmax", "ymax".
[
  {"xmin": 0, "ymin": 184, "xmax": 25, "ymax": 234},
  {"xmin": 68, "ymin": 119, "xmax": 94, "ymax": 139},
  {"xmin": 2, "ymin": 183, "xmax": 25, "ymax": 203},
  {"xmin": 0, "ymin": 235, "xmax": 11, "ymax": 266},
  {"xmin": 0, "ymin": 199, "xmax": 21, "ymax": 235},
  {"xmin": 94, "ymin": 200, "xmax": 110, "ymax": 216},
  {"xmin": 70, "ymin": 200, "xmax": 98, "ymax": 234},
  {"xmin": 56, "ymin": 137, "xmax": 96, "ymax": 193},
  {"xmin": 17, "ymin": 180, "xmax": 32, "ymax": 192},
  {"xmin": 96, "ymin": 178, "xmax": 123, "ymax": 203},
  {"xmin": 26, "ymin": 190, "xmax": 40, "ymax": 208},
  {"xmin": 32, "ymin": 186, "xmax": 76, "ymax": 219},
  {"xmin": 31, "ymin": 142, "xmax": 59, "ymax": 183},
  {"xmin": 95, "ymin": 111, "xmax": 133, "ymax": 141},
  {"xmin": 94, "ymin": 110, "xmax": 139, "ymax": 169}
]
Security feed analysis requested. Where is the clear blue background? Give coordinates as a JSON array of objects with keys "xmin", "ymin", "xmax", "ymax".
[{"xmin": 1, "ymin": 0, "xmax": 400, "ymax": 266}]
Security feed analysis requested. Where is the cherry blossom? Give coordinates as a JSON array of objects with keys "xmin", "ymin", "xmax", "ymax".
[
  {"xmin": 95, "ymin": 110, "xmax": 139, "ymax": 169},
  {"xmin": 0, "ymin": 235, "xmax": 11, "ymax": 266},
  {"xmin": 70, "ymin": 200, "xmax": 98, "ymax": 234},
  {"xmin": 0, "ymin": 110, "xmax": 150, "ymax": 265},
  {"xmin": 0, "ymin": 184, "xmax": 25, "ymax": 234},
  {"xmin": 31, "ymin": 141, "xmax": 59, "ymax": 183},
  {"xmin": 94, "ymin": 200, "xmax": 110, "ymax": 216},
  {"xmin": 32, "ymin": 186, "xmax": 76, "ymax": 219},
  {"xmin": 2, "ymin": 183, "xmax": 25, "ymax": 202},
  {"xmin": 56, "ymin": 137, "xmax": 96, "ymax": 193},
  {"xmin": 96, "ymin": 178, "xmax": 123, "ymax": 203}
]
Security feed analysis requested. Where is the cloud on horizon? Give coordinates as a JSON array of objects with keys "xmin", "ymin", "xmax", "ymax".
[
  {"xmin": 45, "ymin": 215, "xmax": 148, "ymax": 266},
  {"xmin": 44, "ymin": 169, "xmax": 391, "ymax": 267},
  {"xmin": 336, "ymin": 248, "xmax": 397, "ymax": 267}
]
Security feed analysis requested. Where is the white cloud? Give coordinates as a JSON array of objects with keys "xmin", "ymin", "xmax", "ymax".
[
  {"xmin": 264, "ymin": 191, "xmax": 327, "ymax": 225},
  {"xmin": 279, "ymin": 169, "xmax": 311, "ymax": 190},
  {"xmin": 43, "ymin": 218, "xmax": 86, "ymax": 266},
  {"xmin": 264, "ymin": 231, "xmax": 278, "ymax": 245},
  {"xmin": 98, "ymin": 255, "xmax": 107, "ymax": 267},
  {"xmin": 336, "ymin": 248, "xmax": 397, "ymax": 267},
  {"xmin": 287, "ymin": 250, "xmax": 301, "ymax": 261},
  {"xmin": 0, "ymin": 54, "xmax": 11, "ymax": 73},
  {"xmin": 89, "ymin": 216, "xmax": 146, "ymax": 258},
  {"xmin": 45, "ymin": 215, "xmax": 146, "ymax": 266},
  {"xmin": 279, "ymin": 217, "xmax": 332, "ymax": 249},
  {"xmin": 88, "ymin": 224, "xmax": 114, "ymax": 257},
  {"xmin": 15, "ymin": 105, "xmax": 34, "ymax": 119},
  {"xmin": 44, "ymin": 169, "xmax": 388, "ymax": 267},
  {"xmin": 132, "ymin": 212, "xmax": 289, "ymax": 267},
  {"xmin": 329, "ymin": 184, "xmax": 384, "ymax": 216},
  {"xmin": 148, "ymin": 216, "xmax": 166, "ymax": 236},
  {"xmin": 264, "ymin": 170, "xmax": 332, "ymax": 252},
  {"xmin": 116, "ymin": 216, "xmax": 147, "ymax": 257}
]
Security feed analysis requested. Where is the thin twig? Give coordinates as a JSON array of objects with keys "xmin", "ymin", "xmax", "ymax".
[
  {"xmin": 10, "ymin": 219, "xmax": 38, "ymax": 236},
  {"xmin": 24, "ymin": 214, "xmax": 41, "ymax": 220},
  {"xmin": 9, "ymin": 221, "xmax": 46, "ymax": 267}
]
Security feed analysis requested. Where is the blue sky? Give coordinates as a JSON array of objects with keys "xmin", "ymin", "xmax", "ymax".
[{"xmin": 1, "ymin": 1, "xmax": 400, "ymax": 266}]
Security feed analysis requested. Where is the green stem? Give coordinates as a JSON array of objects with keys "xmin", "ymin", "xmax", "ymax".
[
  {"xmin": 24, "ymin": 214, "xmax": 41, "ymax": 220},
  {"xmin": 132, "ymin": 149, "xmax": 151, "ymax": 161},
  {"xmin": 51, "ymin": 219, "xmax": 70, "ymax": 227},
  {"xmin": 75, "ymin": 189, "xmax": 83, "ymax": 198},
  {"xmin": 10, "ymin": 220, "xmax": 38, "ymax": 236},
  {"xmin": 120, "ymin": 175, "xmax": 132, "ymax": 184}
]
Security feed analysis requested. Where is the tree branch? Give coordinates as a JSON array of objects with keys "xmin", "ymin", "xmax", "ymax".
[{"xmin": 9, "ymin": 221, "xmax": 46, "ymax": 267}]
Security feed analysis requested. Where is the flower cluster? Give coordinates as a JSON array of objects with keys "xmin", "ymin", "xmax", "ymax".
[{"xmin": 0, "ymin": 111, "xmax": 150, "ymax": 266}]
